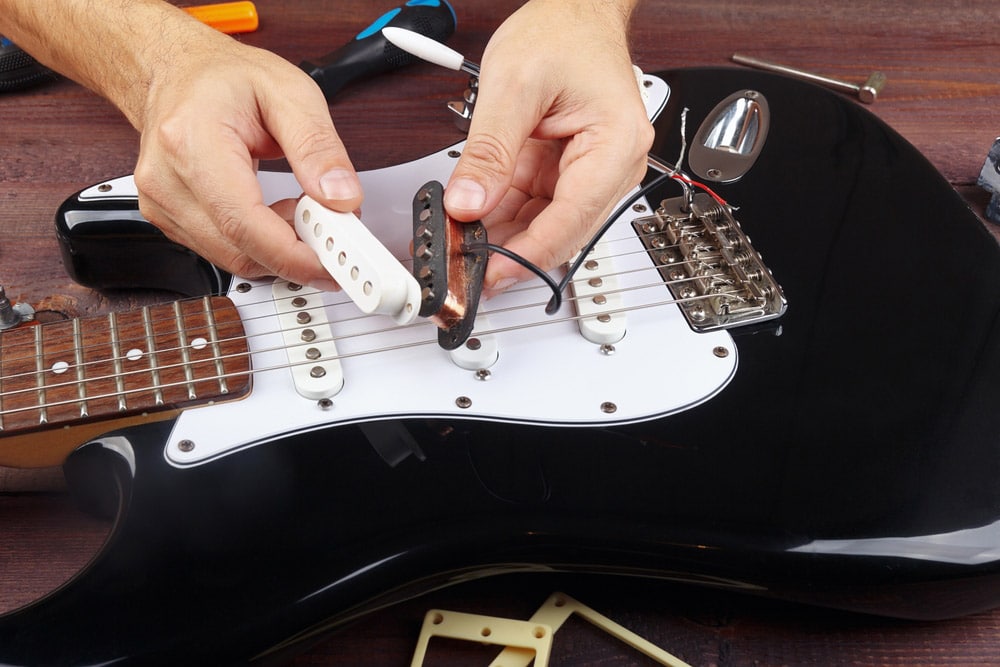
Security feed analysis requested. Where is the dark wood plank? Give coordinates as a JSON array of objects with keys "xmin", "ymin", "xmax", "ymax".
[{"xmin": 2, "ymin": 0, "xmax": 999, "ymax": 664}]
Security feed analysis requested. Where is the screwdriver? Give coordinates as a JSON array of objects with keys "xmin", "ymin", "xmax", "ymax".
[{"xmin": 299, "ymin": 0, "xmax": 457, "ymax": 101}]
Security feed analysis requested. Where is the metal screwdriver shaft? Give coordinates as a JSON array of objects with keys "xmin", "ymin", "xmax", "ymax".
[{"xmin": 731, "ymin": 53, "xmax": 886, "ymax": 103}]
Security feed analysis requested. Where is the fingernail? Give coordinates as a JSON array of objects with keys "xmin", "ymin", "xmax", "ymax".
[
  {"xmin": 444, "ymin": 178, "xmax": 487, "ymax": 212},
  {"xmin": 320, "ymin": 169, "xmax": 362, "ymax": 201}
]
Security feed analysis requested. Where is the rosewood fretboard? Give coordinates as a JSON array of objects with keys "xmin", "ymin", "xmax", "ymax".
[{"xmin": 0, "ymin": 296, "xmax": 251, "ymax": 465}]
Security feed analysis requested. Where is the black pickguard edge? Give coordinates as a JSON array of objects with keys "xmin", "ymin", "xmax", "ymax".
[{"xmin": 3, "ymin": 67, "xmax": 999, "ymax": 665}]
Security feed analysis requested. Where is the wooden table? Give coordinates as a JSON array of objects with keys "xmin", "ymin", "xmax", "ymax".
[{"xmin": 3, "ymin": 0, "xmax": 999, "ymax": 664}]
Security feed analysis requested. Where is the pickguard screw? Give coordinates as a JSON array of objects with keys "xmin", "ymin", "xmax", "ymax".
[
  {"xmin": 236, "ymin": 282, "xmax": 252, "ymax": 293},
  {"xmin": 600, "ymin": 402, "xmax": 618, "ymax": 414},
  {"xmin": 97, "ymin": 183, "xmax": 112, "ymax": 193},
  {"xmin": 317, "ymin": 398, "xmax": 333, "ymax": 410},
  {"xmin": 178, "ymin": 439, "xmax": 195, "ymax": 452},
  {"xmin": 456, "ymin": 396, "xmax": 472, "ymax": 408},
  {"xmin": 448, "ymin": 150, "xmax": 462, "ymax": 158},
  {"xmin": 713, "ymin": 346, "xmax": 730, "ymax": 358},
  {"xmin": 475, "ymin": 369, "xmax": 491, "ymax": 381},
  {"xmin": 600, "ymin": 344, "xmax": 616, "ymax": 355},
  {"xmin": 632, "ymin": 203, "xmax": 647, "ymax": 213}
]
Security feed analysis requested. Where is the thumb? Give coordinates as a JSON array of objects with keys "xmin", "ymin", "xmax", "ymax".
[
  {"xmin": 263, "ymin": 74, "xmax": 364, "ymax": 214},
  {"xmin": 444, "ymin": 104, "xmax": 535, "ymax": 222}
]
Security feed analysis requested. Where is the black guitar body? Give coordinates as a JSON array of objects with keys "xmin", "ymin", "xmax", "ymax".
[{"xmin": 3, "ymin": 67, "xmax": 1000, "ymax": 665}]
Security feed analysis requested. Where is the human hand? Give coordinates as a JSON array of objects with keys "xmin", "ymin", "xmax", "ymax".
[
  {"xmin": 132, "ymin": 21, "xmax": 362, "ymax": 288},
  {"xmin": 442, "ymin": 0, "xmax": 654, "ymax": 295}
]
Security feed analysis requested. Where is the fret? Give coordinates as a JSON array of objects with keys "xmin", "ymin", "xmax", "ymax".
[
  {"xmin": 34, "ymin": 325, "xmax": 47, "ymax": 425},
  {"xmin": 142, "ymin": 306, "xmax": 164, "ymax": 406},
  {"xmin": 201, "ymin": 296, "xmax": 229, "ymax": 395},
  {"xmin": 173, "ymin": 302, "xmax": 197, "ymax": 400},
  {"xmin": 107, "ymin": 312, "xmax": 127, "ymax": 412},
  {"xmin": 0, "ymin": 297, "xmax": 251, "ymax": 464},
  {"xmin": 73, "ymin": 318, "xmax": 89, "ymax": 417}
]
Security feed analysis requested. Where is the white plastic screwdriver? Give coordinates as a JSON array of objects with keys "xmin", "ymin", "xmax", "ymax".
[{"xmin": 381, "ymin": 26, "xmax": 480, "ymax": 75}]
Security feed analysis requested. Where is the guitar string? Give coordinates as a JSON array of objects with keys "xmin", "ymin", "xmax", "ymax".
[
  {"xmin": 0, "ymin": 262, "xmax": 735, "ymax": 419},
  {"xmin": 0, "ymin": 210, "xmax": 696, "ymax": 359},
  {"xmin": 0, "ymin": 266, "xmax": 702, "ymax": 411},
  {"xmin": 0, "ymin": 232, "xmax": 727, "ymax": 405},
  {"xmin": 0, "ymin": 257, "xmax": 714, "ymax": 398},
  {"xmin": 0, "ymin": 286, "xmax": 723, "ymax": 421}
]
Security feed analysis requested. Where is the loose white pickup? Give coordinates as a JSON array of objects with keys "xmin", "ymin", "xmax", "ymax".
[{"xmin": 295, "ymin": 197, "xmax": 421, "ymax": 325}]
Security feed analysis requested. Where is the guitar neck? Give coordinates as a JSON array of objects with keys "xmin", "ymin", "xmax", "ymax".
[{"xmin": 0, "ymin": 296, "xmax": 251, "ymax": 467}]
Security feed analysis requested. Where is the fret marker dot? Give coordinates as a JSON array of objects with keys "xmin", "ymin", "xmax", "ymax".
[
  {"xmin": 191, "ymin": 337, "xmax": 208, "ymax": 350},
  {"xmin": 126, "ymin": 348, "xmax": 144, "ymax": 362},
  {"xmin": 51, "ymin": 361, "xmax": 69, "ymax": 374}
]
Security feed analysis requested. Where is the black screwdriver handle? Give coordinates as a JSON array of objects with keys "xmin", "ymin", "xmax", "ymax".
[{"xmin": 300, "ymin": 0, "xmax": 457, "ymax": 100}]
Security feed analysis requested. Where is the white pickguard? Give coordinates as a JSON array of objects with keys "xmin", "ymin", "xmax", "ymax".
[{"xmin": 81, "ymin": 75, "xmax": 739, "ymax": 467}]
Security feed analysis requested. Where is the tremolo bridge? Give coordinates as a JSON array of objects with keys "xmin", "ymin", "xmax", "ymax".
[{"xmin": 633, "ymin": 192, "xmax": 787, "ymax": 332}]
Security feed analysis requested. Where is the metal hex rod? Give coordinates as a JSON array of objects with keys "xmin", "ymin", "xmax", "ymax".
[{"xmin": 731, "ymin": 53, "xmax": 886, "ymax": 103}]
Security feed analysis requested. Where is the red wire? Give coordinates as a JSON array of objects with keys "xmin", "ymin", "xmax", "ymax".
[{"xmin": 671, "ymin": 173, "xmax": 729, "ymax": 207}]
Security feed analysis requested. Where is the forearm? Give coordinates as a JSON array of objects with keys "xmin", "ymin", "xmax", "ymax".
[{"xmin": 0, "ymin": 0, "xmax": 223, "ymax": 129}]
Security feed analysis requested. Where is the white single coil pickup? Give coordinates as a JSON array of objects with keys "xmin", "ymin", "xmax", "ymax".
[
  {"xmin": 447, "ymin": 314, "xmax": 499, "ymax": 370},
  {"xmin": 295, "ymin": 196, "xmax": 421, "ymax": 325},
  {"xmin": 273, "ymin": 280, "xmax": 344, "ymax": 400},
  {"xmin": 569, "ymin": 241, "xmax": 627, "ymax": 344}
]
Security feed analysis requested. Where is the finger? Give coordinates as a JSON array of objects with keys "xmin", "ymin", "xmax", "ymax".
[
  {"xmin": 484, "ymin": 134, "xmax": 648, "ymax": 290},
  {"xmin": 164, "ymin": 123, "xmax": 329, "ymax": 286},
  {"xmin": 259, "ymin": 73, "xmax": 364, "ymax": 214},
  {"xmin": 137, "ymin": 182, "xmax": 271, "ymax": 279},
  {"xmin": 443, "ymin": 67, "xmax": 546, "ymax": 222}
]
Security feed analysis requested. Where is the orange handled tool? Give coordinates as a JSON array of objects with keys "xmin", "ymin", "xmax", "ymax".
[{"xmin": 184, "ymin": 1, "xmax": 259, "ymax": 34}]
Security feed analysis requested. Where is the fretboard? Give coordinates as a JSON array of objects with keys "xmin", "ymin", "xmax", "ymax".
[{"xmin": 0, "ymin": 296, "xmax": 251, "ymax": 443}]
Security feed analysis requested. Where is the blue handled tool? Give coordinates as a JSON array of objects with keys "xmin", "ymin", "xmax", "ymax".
[{"xmin": 300, "ymin": 0, "xmax": 457, "ymax": 100}]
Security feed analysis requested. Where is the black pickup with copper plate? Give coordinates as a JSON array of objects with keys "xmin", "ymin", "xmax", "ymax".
[{"xmin": 411, "ymin": 181, "xmax": 488, "ymax": 350}]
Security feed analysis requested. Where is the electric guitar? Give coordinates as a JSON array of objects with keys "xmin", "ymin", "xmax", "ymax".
[{"xmin": 2, "ymin": 67, "xmax": 999, "ymax": 665}]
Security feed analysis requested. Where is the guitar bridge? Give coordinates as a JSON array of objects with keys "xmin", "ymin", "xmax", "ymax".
[{"xmin": 633, "ymin": 192, "xmax": 787, "ymax": 331}]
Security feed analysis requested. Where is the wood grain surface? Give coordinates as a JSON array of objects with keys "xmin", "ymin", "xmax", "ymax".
[{"xmin": 2, "ymin": 1, "xmax": 999, "ymax": 664}]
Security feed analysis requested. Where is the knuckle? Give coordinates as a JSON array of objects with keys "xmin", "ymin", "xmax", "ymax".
[
  {"xmin": 461, "ymin": 131, "xmax": 517, "ymax": 176},
  {"xmin": 216, "ymin": 206, "xmax": 251, "ymax": 249},
  {"xmin": 151, "ymin": 114, "xmax": 192, "ymax": 160},
  {"xmin": 227, "ymin": 253, "xmax": 264, "ymax": 279},
  {"xmin": 288, "ymin": 127, "xmax": 343, "ymax": 163}
]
